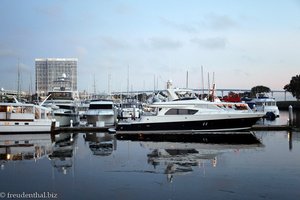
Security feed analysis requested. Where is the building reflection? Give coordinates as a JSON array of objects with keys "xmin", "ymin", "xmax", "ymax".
[
  {"xmin": 0, "ymin": 134, "xmax": 52, "ymax": 170},
  {"xmin": 83, "ymin": 132, "xmax": 116, "ymax": 156}
]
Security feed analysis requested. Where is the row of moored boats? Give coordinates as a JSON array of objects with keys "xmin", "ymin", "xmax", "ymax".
[{"xmin": 0, "ymin": 80, "xmax": 280, "ymax": 134}]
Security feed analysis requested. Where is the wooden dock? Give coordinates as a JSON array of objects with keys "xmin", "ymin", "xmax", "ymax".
[{"xmin": 251, "ymin": 124, "xmax": 292, "ymax": 131}]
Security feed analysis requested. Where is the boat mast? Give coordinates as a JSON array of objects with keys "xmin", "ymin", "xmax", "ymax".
[
  {"xmin": 108, "ymin": 73, "xmax": 111, "ymax": 98},
  {"xmin": 186, "ymin": 70, "xmax": 189, "ymax": 89},
  {"xmin": 207, "ymin": 72, "xmax": 210, "ymax": 100},
  {"xmin": 93, "ymin": 74, "xmax": 96, "ymax": 99},
  {"xmin": 201, "ymin": 65, "xmax": 204, "ymax": 99},
  {"xmin": 17, "ymin": 58, "xmax": 21, "ymax": 101},
  {"xmin": 127, "ymin": 65, "xmax": 129, "ymax": 96}
]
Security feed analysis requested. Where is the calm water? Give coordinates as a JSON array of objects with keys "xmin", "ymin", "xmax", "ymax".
[{"xmin": 0, "ymin": 111, "xmax": 300, "ymax": 200}]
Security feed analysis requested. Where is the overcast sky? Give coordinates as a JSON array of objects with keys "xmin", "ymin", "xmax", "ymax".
[{"xmin": 1, "ymin": 0, "xmax": 300, "ymax": 93}]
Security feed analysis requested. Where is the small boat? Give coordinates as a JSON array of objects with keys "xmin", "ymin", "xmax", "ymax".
[
  {"xmin": 117, "ymin": 99, "xmax": 142, "ymax": 120},
  {"xmin": 117, "ymin": 88, "xmax": 264, "ymax": 133},
  {"xmin": 245, "ymin": 93, "xmax": 280, "ymax": 119},
  {"xmin": 44, "ymin": 93, "xmax": 79, "ymax": 127},
  {"xmin": 84, "ymin": 100, "xmax": 116, "ymax": 127},
  {"xmin": 0, "ymin": 100, "xmax": 55, "ymax": 133}
]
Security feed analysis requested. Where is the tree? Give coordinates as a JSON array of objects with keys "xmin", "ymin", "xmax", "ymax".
[
  {"xmin": 250, "ymin": 85, "xmax": 271, "ymax": 97},
  {"xmin": 284, "ymin": 74, "xmax": 300, "ymax": 100}
]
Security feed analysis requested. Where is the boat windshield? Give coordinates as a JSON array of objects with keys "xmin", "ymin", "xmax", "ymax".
[
  {"xmin": 165, "ymin": 109, "xmax": 198, "ymax": 115},
  {"xmin": 89, "ymin": 104, "xmax": 113, "ymax": 109}
]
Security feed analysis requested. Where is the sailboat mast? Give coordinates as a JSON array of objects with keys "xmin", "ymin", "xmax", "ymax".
[
  {"xmin": 207, "ymin": 72, "xmax": 210, "ymax": 100},
  {"xmin": 17, "ymin": 59, "xmax": 21, "ymax": 101},
  {"xmin": 127, "ymin": 65, "xmax": 129, "ymax": 96},
  {"xmin": 186, "ymin": 70, "xmax": 189, "ymax": 89},
  {"xmin": 201, "ymin": 65, "xmax": 204, "ymax": 99}
]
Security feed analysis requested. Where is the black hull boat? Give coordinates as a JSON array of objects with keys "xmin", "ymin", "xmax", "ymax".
[
  {"xmin": 117, "ymin": 87, "xmax": 264, "ymax": 133},
  {"xmin": 117, "ymin": 116, "xmax": 262, "ymax": 133}
]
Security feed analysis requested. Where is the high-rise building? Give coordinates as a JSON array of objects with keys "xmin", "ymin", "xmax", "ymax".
[{"xmin": 35, "ymin": 58, "xmax": 77, "ymax": 96}]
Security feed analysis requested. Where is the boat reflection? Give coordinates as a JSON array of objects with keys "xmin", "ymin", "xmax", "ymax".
[
  {"xmin": 0, "ymin": 134, "xmax": 52, "ymax": 170},
  {"xmin": 48, "ymin": 132, "xmax": 77, "ymax": 174},
  {"xmin": 117, "ymin": 131, "xmax": 264, "ymax": 182},
  {"xmin": 116, "ymin": 131, "xmax": 262, "ymax": 144},
  {"xmin": 83, "ymin": 132, "xmax": 116, "ymax": 156}
]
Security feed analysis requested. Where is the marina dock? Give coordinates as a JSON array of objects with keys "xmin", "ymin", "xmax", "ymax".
[{"xmin": 251, "ymin": 124, "xmax": 292, "ymax": 131}]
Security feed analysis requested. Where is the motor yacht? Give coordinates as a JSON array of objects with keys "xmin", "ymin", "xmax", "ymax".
[
  {"xmin": 84, "ymin": 99, "xmax": 116, "ymax": 127},
  {"xmin": 43, "ymin": 74, "xmax": 80, "ymax": 127},
  {"xmin": 117, "ymin": 88, "xmax": 265, "ymax": 133},
  {"xmin": 251, "ymin": 93, "xmax": 280, "ymax": 119},
  {"xmin": 0, "ymin": 100, "xmax": 54, "ymax": 133}
]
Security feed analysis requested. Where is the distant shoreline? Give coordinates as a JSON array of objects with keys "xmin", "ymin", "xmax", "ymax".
[{"xmin": 277, "ymin": 101, "xmax": 300, "ymax": 110}]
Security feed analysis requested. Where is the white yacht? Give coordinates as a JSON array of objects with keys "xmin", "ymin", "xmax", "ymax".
[
  {"xmin": 117, "ymin": 88, "xmax": 265, "ymax": 133},
  {"xmin": 43, "ymin": 74, "xmax": 79, "ymax": 127},
  {"xmin": 84, "ymin": 100, "xmax": 116, "ymax": 127},
  {"xmin": 118, "ymin": 99, "xmax": 142, "ymax": 119},
  {"xmin": 251, "ymin": 93, "xmax": 280, "ymax": 119},
  {"xmin": 0, "ymin": 100, "xmax": 54, "ymax": 133},
  {"xmin": 44, "ymin": 92, "xmax": 79, "ymax": 127}
]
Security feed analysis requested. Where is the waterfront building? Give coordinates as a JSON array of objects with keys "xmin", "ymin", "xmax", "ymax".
[{"xmin": 35, "ymin": 58, "xmax": 77, "ymax": 97}]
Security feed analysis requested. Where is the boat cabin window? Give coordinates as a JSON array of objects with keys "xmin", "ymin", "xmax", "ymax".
[
  {"xmin": 59, "ymin": 105, "xmax": 75, "ymax": 111},
  {"xmin": 0, "ymin": 105, "xmax": 34, "ymax": 113},
  {"xmin": 165, "ymin": 109, "xmax": 198, "ymax": 115},
  {"xmin": 266, "ymin": 102, "xmax": 276, "ymax": 106},
  {"xmin": 255, "ymin": 102, "xmax": 263, "ymax": 106},
  {"xmin": 49, "ymin": 92, "xmax": 73, "ymax": 100},
  {"xmin": 89, "ymin": 104, "xmax": 113, "ymax": 109},
  {"xmin": 0, "ymin": 106, "xmax": 7, "ymax": 112},
  {"xmin": 216, "ymin": 103, "xmax": 248, "ymax": 111},
  {"xmin": 255, "ymin": 102, "xmax": 276, "ymax": 107}
]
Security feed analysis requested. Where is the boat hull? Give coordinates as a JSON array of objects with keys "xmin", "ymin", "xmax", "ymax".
[
  {"xmin": 0, "ymin": 120, "xmax": 52, "ymax": 133},
  {"xmin": 117, "ymin": 116, "xmax": 262, "ymax": 133},
  {"xmin": 86, "ymin": 115, "xmax": 115, "ymax": 126},
  {"xmin": 54, "ymin": 113, "xmax": 79, "ymax": 127}
]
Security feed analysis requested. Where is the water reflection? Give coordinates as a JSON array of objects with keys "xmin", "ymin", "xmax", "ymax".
[
  {"xmin": 1, "ymin": 130, "xmax": 300, "ymax": 199},
  {"xmin": 287, "ymin": 131, "xmax": 300, "ymax": 151},
  {"xmin": 116, "ymin": 131, "xmax": 262, "ymax": 144},
  {"xmin": 294, "ymin": 111, "xmax": 300, "ymax": 127},
  {"xmin": 48, "ymin": 133, "xmax": 77, "ymax": 174},
  {"xmin": 0, "ymin": 134, "xmax": 52, "ymax": 170},
  {"xmin": 83, "ymin": 132, "xmax": 116, "ymax": 156},
  {"xmin": 116, "ymin": 131, "xmax": 264, "ymax": 182}
]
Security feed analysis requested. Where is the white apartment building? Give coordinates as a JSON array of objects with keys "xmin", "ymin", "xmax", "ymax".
[{"xmin": 35, "ymin": 58, "xmax": 77, "ymax": 96}]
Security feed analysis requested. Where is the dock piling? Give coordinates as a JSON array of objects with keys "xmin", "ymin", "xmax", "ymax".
[
  {"xmin": 289, "ymin": 105, "xmax": 293, "ymax": 126},
  {"xmin": 50, "ymin": 120, "xmax": 56, "ymax": 142}
]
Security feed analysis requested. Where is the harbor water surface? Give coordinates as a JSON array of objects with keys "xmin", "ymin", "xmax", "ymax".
[{"xmin": 0, "ymin": 111, "xmax": 300, "ymax": 200}]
